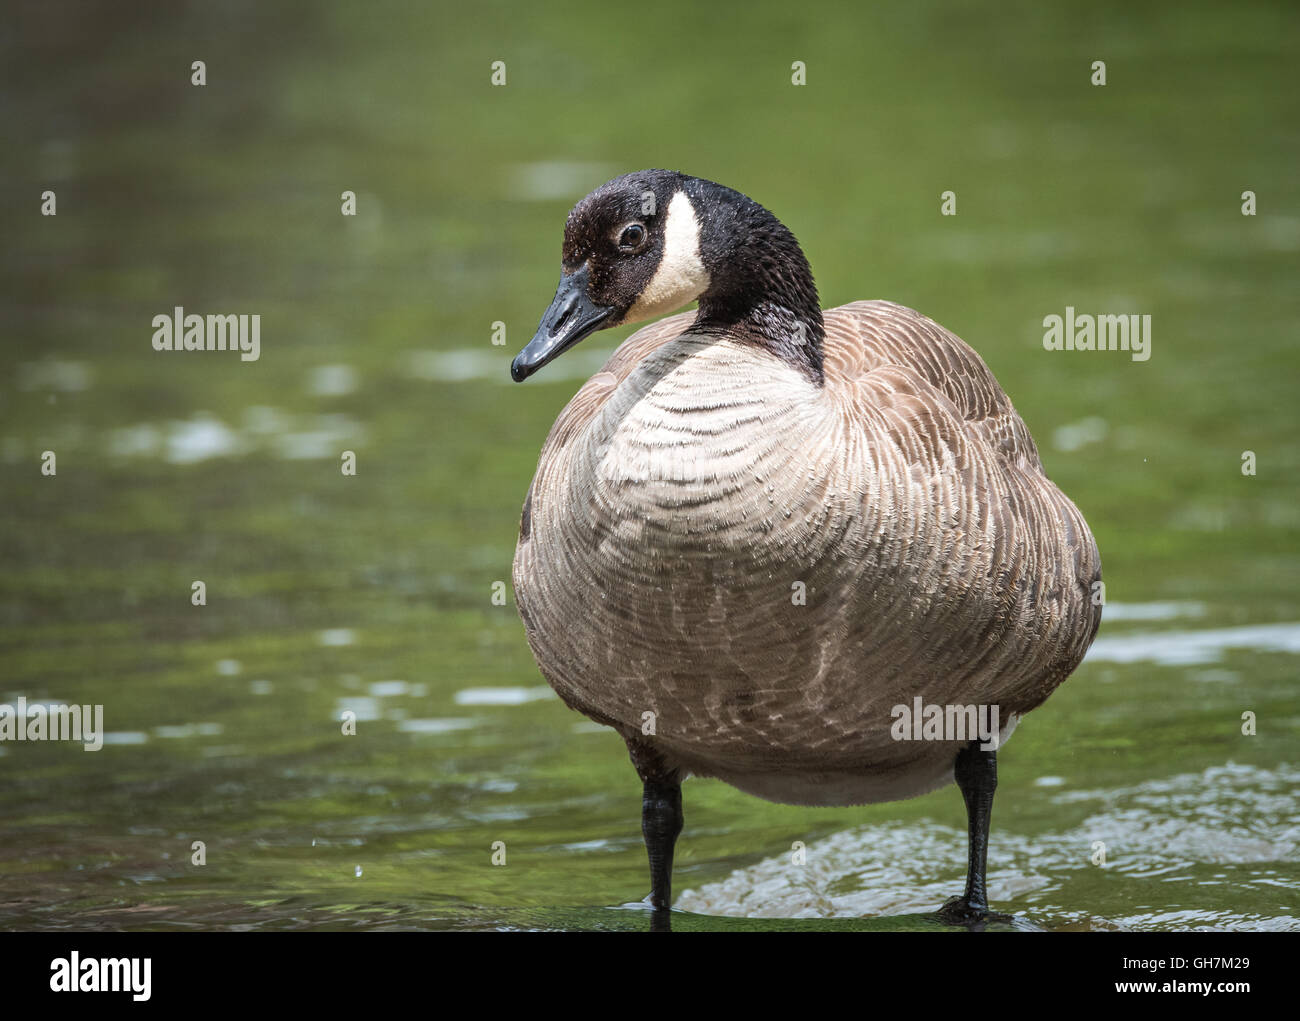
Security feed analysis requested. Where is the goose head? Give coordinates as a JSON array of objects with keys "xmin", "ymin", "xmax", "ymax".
[{"xmin": 511, "ymin": 169, "xmax": 825, "ymax": 383}]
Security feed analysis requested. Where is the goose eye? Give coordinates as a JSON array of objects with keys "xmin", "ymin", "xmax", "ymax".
[{"xmin": 618, "ymin": 224, "xmax": 646, "ymax": 251}]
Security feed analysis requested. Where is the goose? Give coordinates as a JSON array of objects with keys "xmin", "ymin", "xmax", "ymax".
[{"xmin": 509, "ymin": 169, "xmax": 1102, "ymax": 924}]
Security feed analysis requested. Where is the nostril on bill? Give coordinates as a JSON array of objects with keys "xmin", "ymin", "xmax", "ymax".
[{"xmin": 552, "ymin": 301, "xmax": 575, "ymax": 336}]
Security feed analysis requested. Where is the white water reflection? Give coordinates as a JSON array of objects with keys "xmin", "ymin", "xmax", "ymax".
[
  {"xmin": 1086, "ymin": 621, "xmax": 1300, "ymax": 665},
  {"xmin": 306, "ymin": 364, "xmax": 357, "ymax": 397},
  {"xmin": 165, "ymin": 413, "xmax": 245, "ymax": 463},
  {"xmin": 676, "ymin": 764, "xmax": 1300, "ymax": 930},
  {"xmin": 406, "ymin": 346, "xmax": 619, "ymax": 384},
  {"xmin": 1101, "ymin": 601, "xmax": 1205, "ymax": 622},
  {"xmin": 454, "ymin": 686, "xmax": 554, "ymax": 706},
  {"xmin": 154, "ymin": 723, "xmax": 224, "ymax": 739},
  {"xmin": 17, "ymin": 360, "xmax": 93, "ymax": 392},
  {"xmin": 104, "ymin": 409, "xmax": 365, "ymax": 463},
  {"xmin": 335, "ymin": 697, "xmax": 380, "ymax": 722},
  {"xmin": 397, "ymin": 717, "xmax": 478, "ymax": 734},
  {"xmin": 101, "ymin": 732, "xmax": 149, "ymax": 746},
  {"xmin": 505, "ymin": 161, "xmax": 618, "ymax": 201}
]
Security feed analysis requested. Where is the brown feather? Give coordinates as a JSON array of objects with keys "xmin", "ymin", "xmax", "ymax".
[{"xmin": 513, "ymin": 301, "xmax": 1101, "ymax": 807}]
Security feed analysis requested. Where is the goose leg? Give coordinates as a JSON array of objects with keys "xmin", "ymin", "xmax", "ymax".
[
  {"xmin": 625, "ymin": 738, "xmax": 683, "ymax": 916},
  {"xmin": 642, "ymin": 776, "xmax": 683, "ymax": 910},
  {"xmin": 939, "ymin": 739, "xmax": 998, "ymax": 924}
]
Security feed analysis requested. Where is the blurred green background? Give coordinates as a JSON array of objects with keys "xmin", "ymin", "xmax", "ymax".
[{"xmin": 0, "ymin": 0, "xmax": 1296, "ymax": 930}]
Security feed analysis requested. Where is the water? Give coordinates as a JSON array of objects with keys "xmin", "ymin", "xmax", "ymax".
[{"xmin": 1, "ymin": 0, "xmax": 1297, "ymax": 931}]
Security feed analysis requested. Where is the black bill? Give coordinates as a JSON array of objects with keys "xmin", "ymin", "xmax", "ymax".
[{"xmin": 511, "ymin": 265, "xmax": 614, "ymax": 382}]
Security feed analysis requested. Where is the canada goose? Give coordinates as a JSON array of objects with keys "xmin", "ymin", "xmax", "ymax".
[{"xmin": 510, "ymin": 169, "xmax": 1101, "ymax": 925}]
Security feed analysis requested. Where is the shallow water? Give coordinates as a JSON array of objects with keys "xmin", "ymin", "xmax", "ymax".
[{"xmin": 1, "ymin": 0, "xmax": 1298, "ymax": 931}]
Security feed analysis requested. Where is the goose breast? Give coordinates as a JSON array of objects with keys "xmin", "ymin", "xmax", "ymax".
[{"xmin": 513, "ymin": 301, "xmax": 1101, "ymax": 805}]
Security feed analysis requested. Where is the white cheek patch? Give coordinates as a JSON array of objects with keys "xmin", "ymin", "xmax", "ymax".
[{"xmin": 625, "ymin": 190, "xmax": 710, "ymax": 324}]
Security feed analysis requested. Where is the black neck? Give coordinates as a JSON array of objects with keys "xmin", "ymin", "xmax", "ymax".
[{"xmin": 686, "ymin": 179, "xmax": 825, "ymax": 385}]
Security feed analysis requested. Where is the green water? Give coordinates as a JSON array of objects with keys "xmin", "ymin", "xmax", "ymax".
[{"xmin": 1, "ymin": 0, "xmax": 1297, "ymax": 931}]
